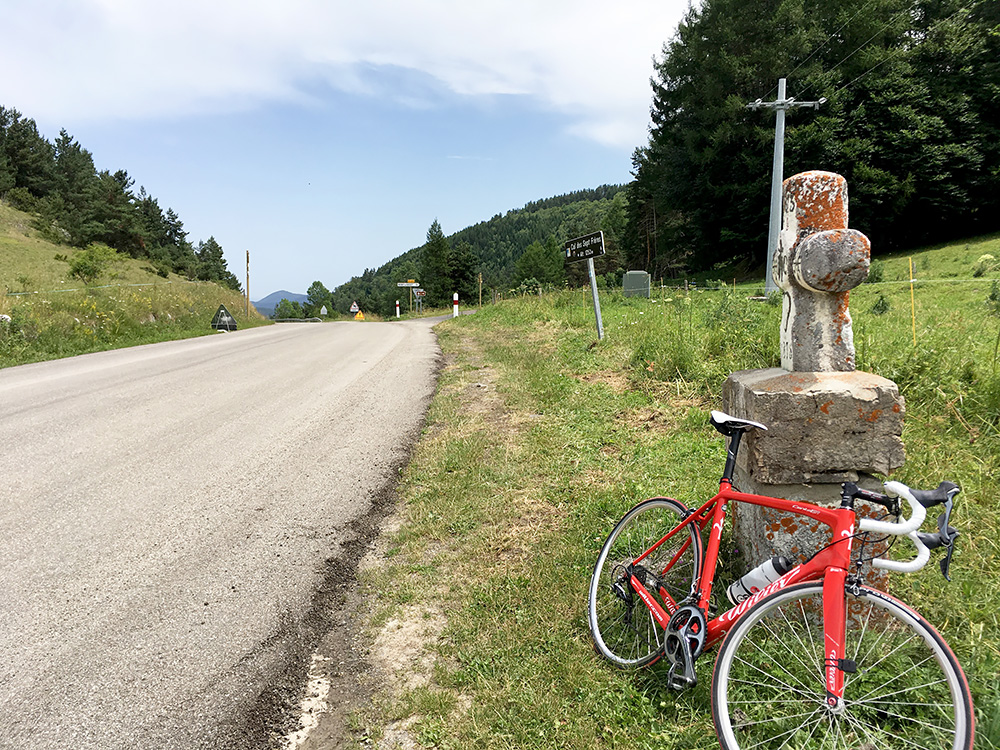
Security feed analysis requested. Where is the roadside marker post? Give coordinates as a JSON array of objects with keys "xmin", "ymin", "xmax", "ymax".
[
  {"xmin": 564, "ymin": 231, "xmax": 606, "ymax": 340},
  {"xmin": 396, "ymin": 300, "xmax": 400, "ymax": 318},
  {"xmin": 453, "ymin": 292, "xmax": 459, "ymax": 318}
]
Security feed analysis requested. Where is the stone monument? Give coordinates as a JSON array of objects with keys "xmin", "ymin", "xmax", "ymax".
[{"xmin": 722, "ymin": 171, "xmax": 905, "ymax": 572}]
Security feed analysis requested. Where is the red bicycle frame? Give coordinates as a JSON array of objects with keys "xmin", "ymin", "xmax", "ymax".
[{"xmin": 628, "ymin": 477, "xmax": 857, "ymax": 706}]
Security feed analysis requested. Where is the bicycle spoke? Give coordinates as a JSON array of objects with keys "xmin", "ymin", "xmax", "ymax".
[
  {"xmin": 843, "ymin": 709, "xmax": 881, "ymax": 748},
  {"xmin": 729, "ymin": 657, "xmax": 824, "ymax": 703},
  {"xmin": 843, "ymin": 709, "xmax": 944, "ymax": 750},
  {"xmin": 851, "ymin": 701, "xmax": 957, "ymax": 738},
  {"xmin": 738, "ymin": 710, "xmax": 826, "ymax": 750},
  {"xmin": 854, "ymin": 652, "xmax": 937, "ymax": 704},
  {"xmin": 764, "ymin": 600, "xmax": 825, "ymax": 681},
  {"xmin": 793, "ymin": 596, "xmax": 824, "ymax": 676},
  {"xmin": 713, "ymin": 584, "xmax": 972, "ymax": 750},
  {"xmin": 731, "ymin": 708, "xmax": 826, "ymax": 730},
  {"xmin": 856, "ymin": 627, "xmax": 923, "ymax": 675},
  {"xmin": 851, "ymin": 676, "xmax": 949, "ymax": 707},
  {"xmin": 737, "ymin": 630, "xmax": 822, "ymax": 698}
]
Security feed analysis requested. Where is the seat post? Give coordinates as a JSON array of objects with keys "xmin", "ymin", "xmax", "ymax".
[{"xmin": 722, "ymin": 429, "xmax": 744, "ymax": 484}]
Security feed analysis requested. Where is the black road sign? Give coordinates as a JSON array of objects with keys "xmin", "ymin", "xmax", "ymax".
[{"xmin": 564, "ymin": 231, "xmax": 606, "ymax": 262}]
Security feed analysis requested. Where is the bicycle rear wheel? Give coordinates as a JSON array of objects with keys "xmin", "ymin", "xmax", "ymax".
[
  {"xmin": 712, "ymin": 582, "xmax": 974, "ymax": 750},
  {"xmin": 588, "ymin": 497, "xmax": 703, "ymax": 668}
]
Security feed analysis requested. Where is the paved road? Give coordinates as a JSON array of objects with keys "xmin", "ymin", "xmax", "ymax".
[{"xmin": 0, "ymin": 320, "xmax": 440, "ymax": 749}]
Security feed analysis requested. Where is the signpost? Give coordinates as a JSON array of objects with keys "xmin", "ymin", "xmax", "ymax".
[
  {"xmin": 350, "ymin": 301, "xmax": 360, "ymax": 313},
  {"xmin": 564, "ymin": 231, "xmax": 606, "ymax": 340},
  {"xmin": 397, "ymin": 280, "xmax": 420, "ymax": 313}
]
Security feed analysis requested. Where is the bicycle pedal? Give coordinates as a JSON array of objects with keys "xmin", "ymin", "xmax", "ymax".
[{"xmin": 666, "ymin": 664, "xmax": 697, "ymax": 692}]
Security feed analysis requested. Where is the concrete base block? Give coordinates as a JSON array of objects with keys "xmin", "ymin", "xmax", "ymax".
[
  {"xmin": 728, "ymin": 471, "xmax": 890, "ymax": 591},
  {"xmin": 722, "ymin": 368, "xmax": 905, "ymax": 485},
  {"xmin": 721, "ymin": 367, "xmax": 904, "ymax": 589}
]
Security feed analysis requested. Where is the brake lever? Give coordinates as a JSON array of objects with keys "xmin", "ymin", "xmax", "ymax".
[
  {"xmin": 937, "ymin": 499, "xmax": 960, "ymax": 582},
  {"xmin": 916, "ymin": 499, "xmax": 960, "ymax": 581}
]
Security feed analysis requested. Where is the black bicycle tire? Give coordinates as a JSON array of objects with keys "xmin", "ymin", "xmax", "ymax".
[
  {"xmin": 711, "ymin": 581, "xmax": 974, "ymax": 750},
  {"xmin": 588, "ymin": 497, "xmax": 703, "ymax": 668}
]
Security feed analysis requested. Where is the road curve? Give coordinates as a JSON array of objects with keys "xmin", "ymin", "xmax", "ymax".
[{"xmin": 0, "ymin": 320, "xmax": 440, "ymax": 749}]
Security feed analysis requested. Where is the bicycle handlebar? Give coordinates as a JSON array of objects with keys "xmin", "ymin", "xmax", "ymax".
[{"xmin": 858, "ymin": 481, "xmax": 930, "ymax": 573}]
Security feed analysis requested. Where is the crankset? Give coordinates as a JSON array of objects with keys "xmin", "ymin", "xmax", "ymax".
[{"xmin": 663, "ymin": 605, "xmax": 707, "ymax": 691}]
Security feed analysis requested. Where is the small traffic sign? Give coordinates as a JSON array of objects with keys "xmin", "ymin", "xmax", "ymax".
[
  {"xmin": 397, "ymin": 281, "xmax": 420, "ymax": 287},
  {"xmin": 349, "ymin": 301, "xmax": 360, "ymax": 313}
]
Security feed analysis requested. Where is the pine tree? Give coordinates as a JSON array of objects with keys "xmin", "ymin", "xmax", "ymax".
[
  {"xmin": 420, "ymin": 219, "xmax": 452, "ymax": 306},
  {"xmin": 515, "ymin": 236, "xmax": 565, "ymax": 286},
  {"xmin": 448, "ymin": 240, "xmax": 479, "ymax": 303},
  {"xmin": 626, "ymin": 0, "xmax": 1000, "ymax": 272}
]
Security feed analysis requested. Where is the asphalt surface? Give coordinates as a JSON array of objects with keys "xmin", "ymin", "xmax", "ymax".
[{"xmin": 0, "ymin": 320, "xmax": 441, "ymax": 749}]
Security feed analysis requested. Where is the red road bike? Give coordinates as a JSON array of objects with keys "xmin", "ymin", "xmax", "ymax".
[{"xmin": 587, "ymin": 410, "xmax": 974, "ymax": 750}]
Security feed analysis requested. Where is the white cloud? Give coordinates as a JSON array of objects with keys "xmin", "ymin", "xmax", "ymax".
[{"xmin": 0, "ymin": 0, "xmax": 690, "ymax": 148}]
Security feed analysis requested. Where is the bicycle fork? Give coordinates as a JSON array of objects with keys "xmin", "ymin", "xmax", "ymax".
[{"xmin": 822, "ymin": 568, "xmax": 852, "ymax": 713}]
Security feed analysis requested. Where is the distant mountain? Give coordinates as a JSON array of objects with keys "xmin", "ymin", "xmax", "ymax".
[{"xmin": 253, "ymin": 290, "xmax": 307, "ymax": 317}]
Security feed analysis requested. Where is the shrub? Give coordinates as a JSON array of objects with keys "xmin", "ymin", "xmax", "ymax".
[
  {"xmin": 67, "ymin": 243, "xmax": 120, "ymax": 285},
  {"xmin": 4, "ymin": 187, "xmax": 36, "ymax": 212},
  {"xmin": 870, "ymin": 293, "xmax": 890, "ymax": 315},
  {"xmin": 974, "ymin": 254, "xmax": 996, "ymax": 278},
  {"xmin": 989, "ymin": 281, "xmax": 1000, "ymax": 315},
  {"xmin": 867, "ymin": 259, "xmax": 885, "ymax": 283}
]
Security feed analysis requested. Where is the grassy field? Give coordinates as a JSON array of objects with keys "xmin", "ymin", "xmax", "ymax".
[
  {"xmin": 1, "ymin": 200, "xmax": 268, "ymax": 367},
  {"xmin": 354, "ymin": 234, "xmax": 1000, "ymax": 749}
]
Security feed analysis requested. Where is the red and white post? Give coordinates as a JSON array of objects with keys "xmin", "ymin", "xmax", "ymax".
[
  {"xmin": 395, "ymin": 299, "xmax": 400, "ymax": 318},
  {"xmin": 452, "ymin": 292, "xmax": 459, "ymax": 318}
]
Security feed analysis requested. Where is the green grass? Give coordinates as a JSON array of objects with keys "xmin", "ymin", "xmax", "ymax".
[
  {"xmin": 355, "ymin": 234, "xmax": 1000, "ymax": 749},
  {"xmin": 1, "ymin": 200, "xmax": 268, "ymax": 367}
]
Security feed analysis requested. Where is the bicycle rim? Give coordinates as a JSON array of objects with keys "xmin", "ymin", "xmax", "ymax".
[
  {"xmin": 712, "ymin": 582, "xmax": 974, "ymax": 750},
  {"xmin": 588, "ymin": 498, "xmax": 703, "ymax": 668}
]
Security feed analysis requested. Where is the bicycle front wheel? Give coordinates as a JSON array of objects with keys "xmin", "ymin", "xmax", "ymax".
[
  {"xmin": 588, "ymin": 497, "xmax": 703, "ymax": 668},
  {"xmin": 712, "ymin": 582, "xmax": 974, "ymax": 750}
]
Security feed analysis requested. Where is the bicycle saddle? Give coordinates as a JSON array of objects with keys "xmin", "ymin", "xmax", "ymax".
[{"xmin": 710, "ymin": 410, "xmax": 768, "ymax": 437}]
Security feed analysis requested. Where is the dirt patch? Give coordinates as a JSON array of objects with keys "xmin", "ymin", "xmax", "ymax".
[
  {"xmin": 369, "ymin": 605, "xmax": 447, "ymax": 692},
  {"xmin": 575, "ymin": 369, "xmax": 633, "ymax": 393}
]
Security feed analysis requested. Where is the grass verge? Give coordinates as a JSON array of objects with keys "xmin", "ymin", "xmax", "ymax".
[{"xmin": 353, "ymin": 235, "xmax": 1000, "ymax": 749}]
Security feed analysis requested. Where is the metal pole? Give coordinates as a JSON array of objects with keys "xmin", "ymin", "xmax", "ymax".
[
  {"xmin": 765, "ymin": 78, "xmax": 786, "ymax": 295},
  {"xmin": 748, "ymin": 79, "xmax": 824, "ymax": 295},
  {"xmin": 245, "ymin": 250, "xmax": 250, "ymax": 317},
  {"xmin": 587, "ymin": 257, "xmax": 604, "ymax": 340}
]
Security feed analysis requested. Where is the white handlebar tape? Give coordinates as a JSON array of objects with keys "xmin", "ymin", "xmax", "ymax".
[{"xmin": 858, "ymin": 481, "xmax": 930, "ymax": 573}]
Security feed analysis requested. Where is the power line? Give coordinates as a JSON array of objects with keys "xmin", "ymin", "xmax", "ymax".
[
  {"xmin": 825, "ymin": 3, "xmax": 974, "ymax": 100},
  {"xmin": 781, "ymin": 0, "xmax": 883, "ymax": 84}
]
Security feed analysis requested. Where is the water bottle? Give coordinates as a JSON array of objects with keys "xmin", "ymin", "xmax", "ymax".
[{"xmin": 726, "ymin": 556, "xmax": 793, "ymax": 605}]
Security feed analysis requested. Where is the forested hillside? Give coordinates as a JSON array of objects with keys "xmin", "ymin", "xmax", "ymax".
[
  {"xmin": 329, "ymin": 0, "xmax": 998, "ymax": 316},
  {"xmin": 626, "ymin": 0, "xmax": 1000, "ymax": 277},
  {"xmin": 0, "ymin": 106, "xmax": 240, "ymax": 290},
  {"xmin": 327, "ymin": 186, "xmax": 627, "ymax": 316}
]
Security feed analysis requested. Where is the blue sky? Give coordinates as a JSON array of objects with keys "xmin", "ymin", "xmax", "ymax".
[{"xmin": 1, "ymin": 0, "xmax": 690, "ymax": 297}]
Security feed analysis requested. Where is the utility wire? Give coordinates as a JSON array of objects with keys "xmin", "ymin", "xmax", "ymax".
[
  {"xmin": 825, "ymin": 2, "xmax": 974, "ymax": 100},
  {"xmin": 781, "ymin": 0, "xmax": 883, "ymax": 85}
]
